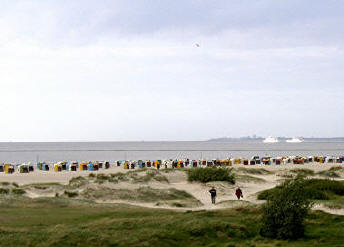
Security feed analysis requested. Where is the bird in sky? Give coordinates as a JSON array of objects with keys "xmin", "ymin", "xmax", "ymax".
[{"xmin": 195, "ymin": 43, "xmax": 200, "ymax": 47}]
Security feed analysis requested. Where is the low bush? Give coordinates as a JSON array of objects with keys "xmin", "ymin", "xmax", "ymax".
[
  {"xmin": 260, "ymin": 176, "xmax": 313, "ymax": 239},
  {"xmin": 12, "ymin": 188, "xmax": 26, "ymax": 195},
  {"xmin": 187, "ymin": 167, "xmax": 235, "ymax": 184},
  {"xmin": 0, "ymin": 188, "xmax": 9, "ymax": 194},
  {"xmin": 64, "ymin": 190, "xmax": 79, "ymax": 198},
  {"xmin": 258, "ymin": 179, "xmax": 344, "ymax": 201}
]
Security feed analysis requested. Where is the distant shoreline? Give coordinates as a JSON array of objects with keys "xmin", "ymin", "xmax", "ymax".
[{"xmin": 207, "ymin": 137, "xmax": 344, "ymax": 142}]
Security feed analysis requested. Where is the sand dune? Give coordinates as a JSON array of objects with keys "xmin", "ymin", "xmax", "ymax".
[{"xmin": 0, "ymin": 163, "xmax": 343, "ymax": 214}]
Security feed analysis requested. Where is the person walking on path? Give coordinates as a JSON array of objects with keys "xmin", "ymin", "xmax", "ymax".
[
  {"xmin": 209, "ymin": 187, "xmax": 217, "ymax": 204},
  {"xmin": 235, "ymin": 187, "xmax": 243, "ymax": 200}
]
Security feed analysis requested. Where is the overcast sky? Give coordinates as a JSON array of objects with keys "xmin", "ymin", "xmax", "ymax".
[{"xmin": 0, "ymin": 0, "xmax": 343, "ymax": 141}]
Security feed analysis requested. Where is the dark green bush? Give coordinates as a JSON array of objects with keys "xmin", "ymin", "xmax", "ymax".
[
  {"xmin": 0, "ymin": 188, "xmax": 9, "ymax": 194},
  {"xmin": 260, "ymin": 176, "xmax": 313, "ymax": 239},
  {"xmin": 187, "ymin": 168, "xmax": 235, "ymax": 184},
  {"xmin": 64, "ymin": 190, "xmax": 79, "ymax": 198},
  {"xmin": 12, "ymin": 188, "xmax": 26, "ymax": 195},
  {"xmin": 258, "ymin": 179, "xmax": 344, "ymax": 200}
]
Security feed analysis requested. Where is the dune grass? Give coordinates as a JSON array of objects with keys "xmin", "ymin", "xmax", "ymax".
[
  {"xmin": 290, "ymin": 168, "xmax": 315, "ymax": 177},
  {"xmin": 317, "ymin": 167, "xmax": 343, "ymax": 178},
  {"xmin": 130, "ymin": 170, "xmax": 169, "ymax": 183},
  {"xmin": 88, "ymin": 170, "xmax": 169, "ymax": 184},
  {"xmin": 81, "ymin": 187, "xmax": 202, "ymax": 207},
  {"xmin": 235, "ymin": 167, "xmax": 273, "ymax": 175},
  {"xmin": 0, "ymin": 197, "xmax": 343, "ymax": 246},
  {"xmin": 235, "ymin": 174, "xmax": 266, "ymax": 183}
]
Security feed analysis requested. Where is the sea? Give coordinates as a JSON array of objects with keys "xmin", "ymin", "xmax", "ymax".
[{"xmin": 1, "ymin": 141, "xmax": 344, "ymax": 163}]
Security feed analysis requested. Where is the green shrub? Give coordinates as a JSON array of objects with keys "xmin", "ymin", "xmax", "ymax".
[
  {"xmin": 12, "ymin": 182, "xmax": 19, "ymax": 188},
  {"xmin": 187, "ymin": 168, "xmax": 235, "ymax": 184},
  {"xmin": 0, "ymin": 188, "xmax": 9, "ymax": 194},
  {"xmin": 64, "ymin": 190, "xmax": 79, "ymax": 198},
  {"xmin": 12, "ymin": 188, "xmax": 26, "ymax": 195},
  {"xmin": 258, "ymin": 179, "xmax": 344, "ymax": 201},
  {"xmin": 260, "ymin": 176, "xmax": 313, "ymax": 239}
]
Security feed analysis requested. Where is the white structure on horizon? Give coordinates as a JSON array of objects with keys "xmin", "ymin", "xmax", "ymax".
[
  {"xmin": 263, "ymin": 136, "xmax": 279, "ymax": 143},
  {"xmin": 286, "ymin": 137, "xmax": 304, "ymax": 143}
]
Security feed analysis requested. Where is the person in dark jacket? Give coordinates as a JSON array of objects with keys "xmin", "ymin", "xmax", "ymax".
[
  {"xmin": 235, "ymin": 187, "xmax": 243, "ymax": 200},
  {"xmin": 209, "ymin": 187, "xmax": 217, "ymax": 204}
]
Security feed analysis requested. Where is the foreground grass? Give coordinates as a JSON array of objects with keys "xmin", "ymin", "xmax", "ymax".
[{"xmin": 0, "ymin": 196, "xmax": 343, "ymax": 247}]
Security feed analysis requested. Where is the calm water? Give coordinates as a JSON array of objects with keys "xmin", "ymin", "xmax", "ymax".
[{"xmin": 0, "ymin": 142, "xmax": 344, "ymax": 163}]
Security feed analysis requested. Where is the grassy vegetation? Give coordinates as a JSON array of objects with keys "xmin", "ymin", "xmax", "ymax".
[
  {"xmin": 11, "ymin": 182, "xmax": 19, "ymax": 187},
  {"xmin": 235, "ymin": 168, "xmax": 273, "ymax": 175},
  {"xmin": 22, "ymin": 182, "xmax": 63, "ymax": 188},
  {"xmin": 69, "ymin": 176, "xmax": 89, "ymax": 188},
  {"xmin": 260, "ymin": 177, "xmax": 313, "ymax": 239},
  {"xmin": 64, "ymin": 190, "xmax": 79, "ymax": 198},
  {"xmin": 235, "ymin": 175, "xmax": 266, "ymax": 183},
  {"xmin": 81, "ymin": 187, "xmax": 201, "ymax": 207},
  {"xmin": 129, "ymin": 170, "xmax": 169, "ymax": 183},
  {"xmin": 187, "ymin": 167, "xmax": 235, "ymax": 184},
  {"xmin": 0, "ymin": 188, "xmax": 9, "ymax": 194},
  {"xmin": 0, "ymin": 197, "xmax": 342, "ymax": 246},
  {"xmin": 258, "ymin": 179, "xmax": 344, "ymax": 201},
  {"xmin": 11, "ymin": 188, "xmax": 26, "ymax": 195},
  {"xmin": 290, "ymin": 168, "xmax": 315, "ymax": 177},
  {"xmin": 322, "ymin": 197, "xmax": 344, "ymax": 209},
  {"xmin": 317, "ymin": 167, "xmax": 343, "ymax": 178},
  {"xmin": 89, "ymin": 170, "xmax": 170, "ymax": 184}
]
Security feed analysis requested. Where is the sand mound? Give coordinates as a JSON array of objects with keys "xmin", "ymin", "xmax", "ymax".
[{"xmin": 1, "ymin": 164, "xmax": 343, "ymax": 214}]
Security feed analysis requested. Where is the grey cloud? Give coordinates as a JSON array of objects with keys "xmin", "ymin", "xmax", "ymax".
[{"xmin": 1, "ymin": 0, "xmax": 344, "ymax": 47}]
